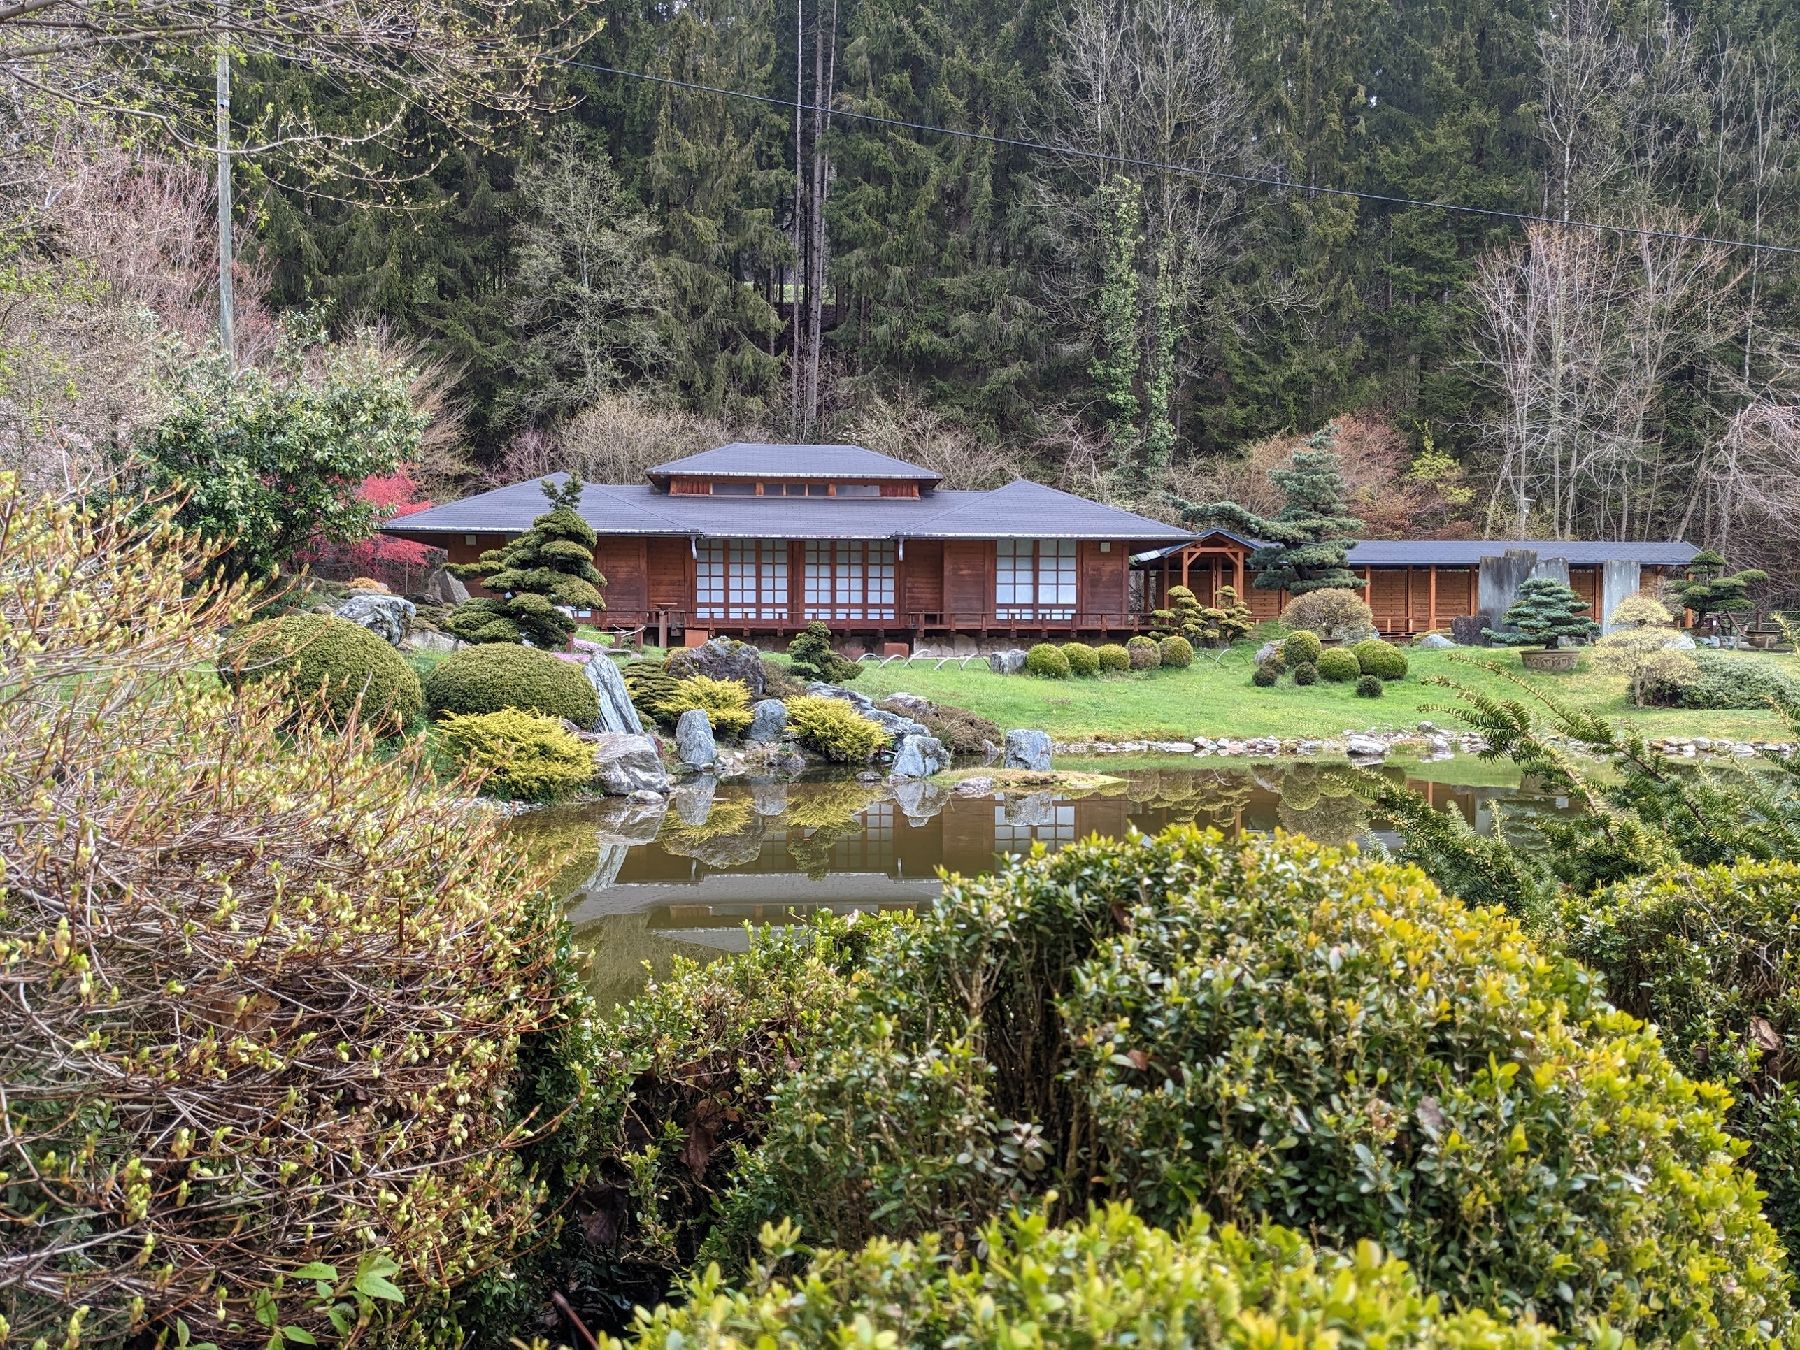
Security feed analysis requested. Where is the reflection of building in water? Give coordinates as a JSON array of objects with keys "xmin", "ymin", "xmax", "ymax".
[{"xmin": 537, "ymin": 765, "xmax": 1570, "ymax": 1007}]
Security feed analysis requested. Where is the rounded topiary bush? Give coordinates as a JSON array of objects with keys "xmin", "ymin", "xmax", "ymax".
[
  {"xmin": 1251, "ymin": 663, "xmax": 1279, "ymax": 688},
  {"xmin": 1158, "ymin": 635, "xmax": 1194, "ymax": 669},
  {"xmin": 1355, "ymin": 673, "xmax": 1385, "ymax": 697},
  {"xmin": 423, "ymin": 642, "xmax": 599, "ymax": 725},
  {"xmin": 1352, "ymin": 638, "xmax": 1409, "ymax": 681},
  {"xmin": 727, "ymin": 829, "xmax": 1793, "ymax": 1344},
  {"xmin": 1566, "ymin": 860, "xmax": 1800, "ymax": 1256},
  {"xmin": 1281, "ymin": 630, "xmax": 1324, "ymax": 667},
  {"xmin": 1317, "ymin": 647, "xmax": 1361, "ymax": 682},
  {"xmin": 1095, "ymin": 643, "xmax": 1131, "ymax": 673},
  {"xmin": 1125, "ymin": 635, "xmax": 1162, "ymax": 670},
  {"xmin": 226, "ymin": 612, "xmax": 422, "ymax": 733},
  {"xmin": 1062, "ymin": 641, "xmax": 1101, "ymax": 677},
  {"xmin": 1291, "ymin": 660, "xmax": 1318, "ymax": 686},
  {"xmin": 1024, "ymin": 642, "xmax": 1072, "ymax": 679},
  {"xmin": 1283, "ymin": 588, "xmax": 1377, "ymax": 643},
  {"xmin": 612, "ymin": 1205, "xmax": 1577, "ymax": 1348}
]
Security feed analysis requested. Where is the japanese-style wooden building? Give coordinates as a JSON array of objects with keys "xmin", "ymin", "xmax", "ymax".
[
  {"xmin": 1141, "ymin": 530, "xmax": 1700, "ymax": 636},
  {"xmin": 384, "ymin": 443, "xmax": 1190, "ymax": 645},
  {"xmin": 386, "ymin": 442, "xmax": 1702, "ymax": 644}
]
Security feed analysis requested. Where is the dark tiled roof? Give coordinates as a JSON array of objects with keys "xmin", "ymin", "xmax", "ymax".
[
  {"xmin": 1133, "ymin": 535, "xmax": 1700, "ymax": 567},
  {"xmin": 646, "ymin": 442, "xmax": 941, "ymax": 483},
  {"xmin": 385, "ymin": 474, "xmax": 1189, "ymax": 544},
  {"xmin": 1345, "ymin": 538, "xmax": 1701, "ymax": 566}
]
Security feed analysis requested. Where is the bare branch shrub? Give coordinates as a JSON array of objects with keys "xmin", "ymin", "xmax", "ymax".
[{"xmin": 0, "ymin": 477, "xmax": 571, "ymax": 1345}]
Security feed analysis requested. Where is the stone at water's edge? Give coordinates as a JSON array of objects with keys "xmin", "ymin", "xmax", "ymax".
[
  {"xmin": 592, "ymin": 733, "xmax": 670, "ymax": 795},
  {"xmin": 671, "ymin": 775, "xmax": 717, "ymax": 826},
  {"xmin": 585, "ymin": 653, "xmax": 646, "ymax": 735},
  {"xmin": 1002, "ymin": 728, "xmax": 1053, "ymax": 772},
  {"xmin": 334, "ymin": 592, "xmax": 415, "ymax": 647},
  {"xmin": 746, "ymin": 698, "xmax": 789, "ymax": 744},
  {"xmin": 668, "ymin": 636, "xmax": 766, "ymax": 695},
  {"xmin": 889, "ymin": 733, "xmax": 950, "ymax": 779},
  {"xmin": 1345, "ymin": 734, "xmax": 1389, "ymax": 760},
  {"xmin": 988, "ymin": 648, "xmax": 1028, "ymax": 675},
  {"xmin": 892, "ymin": 777, "xmax": 951, "ymax": 821},
  {"xmin": 675, "ymin": 708, "xmax": 717, "ymax": 768}
]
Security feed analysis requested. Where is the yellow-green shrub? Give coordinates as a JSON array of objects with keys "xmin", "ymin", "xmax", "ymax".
[
  {"xmin": 1158, "ymin": 634, "xmax": 1194, "ymax": 668},
  {"xmin": 1095, "ymin": 642, "xmax": 1132, "ymax": 672},
  {"xmin": 1, "ymin": 480, "xmax": 568, "ymax": 1347},
  {"xmin": 226, "ymin": 611, "xmax": 422, "ymax": 733},
  {"xmin": 1125, "ymin": 634, "xmax": 1162, "ymax": 669},
  {"xmin": 1352, "ymin": 637, "xmax": 1409, "ymax": 680},
  {"xmin": 1281, "ymin": 629, "xmax": 1324, "ymax": 666},
  {"xmin": 1317, "ymin": 647, "xmax": 1361, "ymax": 682},
  {"xmin": 786, "ymin": 694, "xmax": 891, "ymax": 762},
  {"xmin": 656, "ymin": 674, "xmax": 754, "ymax": 735},
  {"xmin": 438, "ymin": 708, "xmax": 594, "ymax": 801},
  {"xmin": 606, "ymin": 1206, "xmax": 1593, "ymax": 1349},
  {"xmin": 1024, "ymin": 642, "xmax": 1071, "ymax": 678},
  {"xmin": 1062, "ymin": 641, "xmax": 1100, "ymax": 676}
]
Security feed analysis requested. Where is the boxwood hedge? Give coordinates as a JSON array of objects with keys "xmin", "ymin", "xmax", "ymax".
[
  {"xmin": 225, "ymin": 612, "xmax": 421, "ymax": 733},
  {"xmin": 603, "ymin": 1206, "xmax": 1589, "ymax": 1348},
  {"xmin": 708, "ymin": 830, "xmax": 1792, "ymax": 1342}
]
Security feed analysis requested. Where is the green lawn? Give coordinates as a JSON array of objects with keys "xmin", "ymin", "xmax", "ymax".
[{"xmin": 851, "ymin": 645, "xmax": 1796, "ymax": 743}]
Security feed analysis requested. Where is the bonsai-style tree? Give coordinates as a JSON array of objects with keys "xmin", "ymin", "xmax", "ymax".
[
  {"xmin": 1484, "ymin": 577, "xmax": 1598, "ymax": 649},
  {"xmin": 1205, "ymin": 585, "xmax": 1255, "ymax": 644},
  {"xmin": 1180, "ymin": 428, "xmax": 1363, "ymax": 594},
  {"xmin": 1668, "ymin": 550, "xmax": 1766, "ymax": 639},
  {"xmin": 787, "ymin": 621, "xmax": 859, "ymax": 683},
  {"xmin": 446, "ymin": 478, "xmax": 605, "ymax": 648},
  {"xmin": 1148, "ymin": 586, "xmax": 1207, "ymax": 642}
]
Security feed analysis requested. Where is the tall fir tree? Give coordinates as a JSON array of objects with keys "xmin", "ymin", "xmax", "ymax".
[{"xmin": 1182, "ymin": 427, "xmax": 1364, "ymax": 593}]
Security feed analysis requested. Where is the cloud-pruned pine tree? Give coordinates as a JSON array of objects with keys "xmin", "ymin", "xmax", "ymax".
[{"xmin": 446, "ymin": 478, "xmax": 605, "ymax": 648}]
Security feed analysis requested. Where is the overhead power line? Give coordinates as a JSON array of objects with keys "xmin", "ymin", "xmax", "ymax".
[{"xmin": 559, "ymin": 57, "xmax": 1800, "ymax": 258}]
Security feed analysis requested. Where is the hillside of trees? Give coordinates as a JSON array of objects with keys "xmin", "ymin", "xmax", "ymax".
[{"xmin": 4, "ymin": 0, "xmax": 1799, "ymax": 583}]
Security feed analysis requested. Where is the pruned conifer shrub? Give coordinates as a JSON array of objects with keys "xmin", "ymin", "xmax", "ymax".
[
  {"xmin": 1292, "ymin": 659, "xmax": 1318, "ymax": 685},
  {"xmin": 1251, "ymin": 663, "xmax": 1279, "ymax": 688},
  {"xmin": 1095, "ymin": 643, "xmax": 1132, "ymax": 672},
  {"xmin": 1355, "ymin": 673, "xmax": 1385, "ymax": 697},
  {"xmin": 1281, "ymin": 629, "xmax": 1323, "ymax": 667},
  {"xmin": 1125, "ymin": 635, "xmax": 1162, "ymax": 670},
  {"xmin": 1062, "ymin": 641, "xmax": 1101, "ymax": 676},
  {"xmin": 786, "ymin": 694, "xmax": 891, "ymax": 761},
  {"xmin": 1317, "ymin": 647, "xmax": 1361, "ymax": 681},
  {"xmin": 1352, "ymin": 637, "xmax": 1408, "ymax": 680},
  {"xmin": 438, "ymin": 707, "xmax": 594, "ymax": 801},
  {"xmin": 787, "ymin": 621, "xmax": 860, "ymax": 683},
  {"xmin": 1158, "ymin": 634, "xmax": 1194, "ymax": 668},
  {"xmin": 1024, "ymin": 642, "xmax": 1071, "ymax": 678}
]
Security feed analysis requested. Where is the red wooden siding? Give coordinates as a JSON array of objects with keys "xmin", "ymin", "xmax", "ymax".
[
  {"xmin": 593, "ymin": 539, "xmax": 647, "ymax": 613},
  {"xmin": 645, "ymin": 538, "xmax": 690, "ymax": 610},
  {"xmin": 944, "ymin": 540, "xmax": 990, "ymax": 616},
  {"xmin": 1079, "ymin": 542, "xmax": 1128, "ymax": 617},
  {"xmin": 902, "ymin": 540, "xmax": 944, "ymax": 615}
]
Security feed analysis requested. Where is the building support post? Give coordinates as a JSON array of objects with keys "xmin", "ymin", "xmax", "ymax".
[{"xmin": 1427, "ymin": 566, "xmax": 1438, "ymax": 633}]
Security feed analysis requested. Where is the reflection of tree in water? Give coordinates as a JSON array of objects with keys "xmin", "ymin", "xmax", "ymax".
[
  {"xmin": 1126, "ymin": 769, "xmax": 1253, "ymax": 829},
  {"xmin": 658, "ymin": 796, "xmax": 764, "ymax": 867},
  {"xmin": 508, "ymin": 805, "xmax": 603, "ymax": 905},
  {"xmin": 1275, "ymin": 764, "xmax": 1370, "ymax": 845},
  {"xmin": 786, "ymin": 780, "xmax": 887, "ymax": 881}
]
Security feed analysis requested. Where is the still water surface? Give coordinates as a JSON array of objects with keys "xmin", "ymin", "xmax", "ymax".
[{"xmin": 510, "ymin": 758, "xmax": 1556, "ymax": 1007}]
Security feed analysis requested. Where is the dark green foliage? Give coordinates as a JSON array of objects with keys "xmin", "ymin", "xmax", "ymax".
[
  {"xmin": 1318, "ymin": 648, "xmax": 1361, "ymax": 682},
  {"xmin": 1251, "ymin": 664, "xmax": 1279, "ymax": 688},
  {"xmin": 1669, "ymin": 551, "xmax": 1768, "ymax": 636},
  {"xmin": 878, "ymin": 698, "xmax": 998, "ymax": 756},
  {"xmin": 447, "ymin": 478, "xmax": 605, "ymax": 648},
  {"xmin": 1483, "ymin": 579, "xmax": 1597, "ymax": 650},
  {"xmin": 698, "ymin": 830, "xmax": 1790, "ymax": 1340},
  {"xmin": 1355, "ymin": 674, "xmax": 1385, "ymax": 697},
  {"xmin": 423, "ymin": 642, "xmax": 599, "ymax": 725},
  {"xmin": 225, "ymin": 612, "xmax": 422, "ymax": 733},
  {"xmin": 787, "ymin": 623, "xmax": 860, "ymax": 684},
  {"xmin": 1125, "ymin": 636, "xmax": 1162, "ymax": 670},
  {"xmin": 1181, "ymin": 431, "xmax": 1363, "ymax": 594},
  {"xmin": 1566, "ymin": 861, "xmax": 1800, "ymax": 1255},
  {"xmin": 1281, "ymin": 630, "xmax": 1323, "ymax": 666},
  {"xmin": 1062, "ymin": 642, "xmax": 1101, "ymax": 677},
  {"xmin": 613, "ymin": 1207, "xmax": 1589, "ymax": 1347},
  {"xmin": 1025, "ymin": 643, "xmax": 1072, "ymax": 678},
  {"xmin": 1672, "ymin": 651, "xmax": 1800, "ymax": 709},
  {"xmin": 130, "ymin": 339, "xmax": 424, "ymax": 582},
  {"xmin": 1292, "ymin": 660, "xmax": 1318, "ymax": 685},
  {"xmin": 1352, "ymin": 638, "xmax": 1409, "ymax": 680},
  {"xmin": 1096, "ymin": 644, "xmax": 1132, "ymax": 673},
  {"xmin": 1371, "ymin": 668, "xmax": 1800, "ymax": 916},
  {"xmin": 1158, "ymin": 635, "xmax": 1194, "ymax": 669}
]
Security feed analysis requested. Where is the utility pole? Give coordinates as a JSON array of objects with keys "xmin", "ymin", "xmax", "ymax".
[{"xmin": 215, "ymin": 0, "xmax": 235, "ymax": 367}]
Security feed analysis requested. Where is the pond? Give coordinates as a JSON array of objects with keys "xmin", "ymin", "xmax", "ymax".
[{"xmin": 512, "ymin": 758, "xmax": 1565, "ymax": 1007}]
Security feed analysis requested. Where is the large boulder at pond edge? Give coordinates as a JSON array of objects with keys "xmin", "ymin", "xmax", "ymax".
[
  {"xmin": 675, "ymin": 708, "xmax": 717, "ymax": 768},
  {"xmin": 334, "ymin": 591, "xmax": 415, "ymax": 647},
  {"xmin": 746, "ymin": 698, "xmax": 789, "ymax": 744},
  {"xmin": 889, "ymin": 733, "xmax": 950, "ymax": 780},
  {"xmin": 1002, "ymin": 728, "xmax": 1053, "ymax": 771},
  {"xmin": 585, "ymin": 653, "xmax": 645, "ymax": 735},
  {"xmin": 592, "ymin": 733, "xmax": 670, "ymax": 796},
  {"xmin": 988, "ymin": 648, "xmax": 1028, "ymax": 675},
  {"xmin": 667, "ymin": 636, "xmax": 765, "ymax": 696}
]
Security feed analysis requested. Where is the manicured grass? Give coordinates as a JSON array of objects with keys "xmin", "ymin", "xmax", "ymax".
[{"xmin": 852, "ymin": 644, "xmax": 1796, "ymax": 743}]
